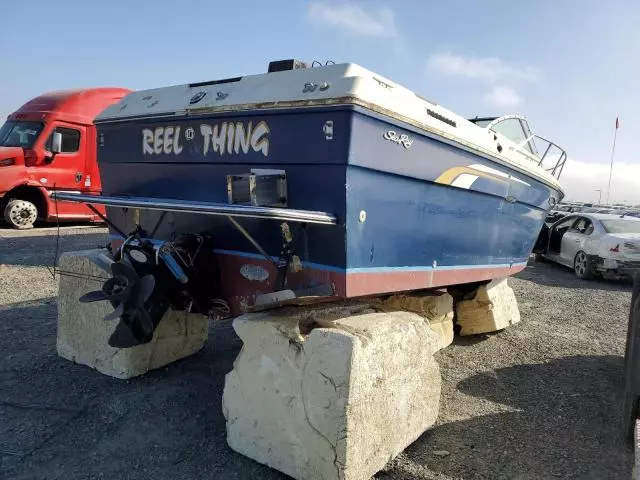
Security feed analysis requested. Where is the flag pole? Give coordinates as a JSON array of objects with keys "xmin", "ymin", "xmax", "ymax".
[{"xmin": 606, "ymin": 117, "xmax": 619, "ymax": 205}]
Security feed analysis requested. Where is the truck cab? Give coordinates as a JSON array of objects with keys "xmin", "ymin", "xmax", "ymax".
[{"xmin": 0, "ymin": 88, "xmax": 131, "ymax": 229}]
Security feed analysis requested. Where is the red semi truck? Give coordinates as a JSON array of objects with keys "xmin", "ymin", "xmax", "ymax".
[{"xmin": 0, "ymin": 88, "xmax": 131, "ymax": 229}]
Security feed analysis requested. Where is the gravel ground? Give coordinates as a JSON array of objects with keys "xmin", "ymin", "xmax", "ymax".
[{"xmin": 0, "ymin": 225, "xmax": 634, "ymax": 479}]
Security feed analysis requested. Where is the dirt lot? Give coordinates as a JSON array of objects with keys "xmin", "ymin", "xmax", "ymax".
[{"xmin": 0, "ymin": 225, "xmax": 634, "ymax": 479}]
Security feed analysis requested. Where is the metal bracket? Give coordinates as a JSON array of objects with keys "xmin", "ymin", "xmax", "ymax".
[
  {"xmin": 226, "ymin": 216, "xmax": 278, "ymax": 268},
  {"xmin": 274, "ymin": 222, "xmax": 298, "ymax": 290},
  {"xmin": 86, "ymin": 204, "xmax": 127, "ymax": 238}
]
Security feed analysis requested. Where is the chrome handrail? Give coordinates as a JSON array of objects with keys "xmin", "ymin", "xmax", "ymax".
[
  {"xmin": 511, "ymin": 134, "xmax": 567, "ymax": 180},
  {"xmin": 52, "ymin": 192, "xmax": 338, "ymax": 225}
]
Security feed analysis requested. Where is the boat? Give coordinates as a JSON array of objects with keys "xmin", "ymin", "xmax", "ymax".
[{"xmin": 55, "ymin": 59, "xmax": 567, "ymax": 348}]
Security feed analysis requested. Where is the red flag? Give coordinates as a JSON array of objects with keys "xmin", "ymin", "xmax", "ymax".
[{"xmin": 616, "ymin": 117, "xmax": 620, "ymax": 129}]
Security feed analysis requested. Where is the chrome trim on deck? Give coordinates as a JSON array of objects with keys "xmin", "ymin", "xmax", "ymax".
[{"xmin": 51, "ymin": 193, "xmax": 337, "ymax": 225}]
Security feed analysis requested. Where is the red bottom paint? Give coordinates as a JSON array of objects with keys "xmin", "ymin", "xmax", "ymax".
[
  {"xmin": 344, "ymin": 264, "xmax": 526, "ymax": 297},
  {"xmin": 223, "ymin": 256, "xmax": 525, "ymax": 314}
]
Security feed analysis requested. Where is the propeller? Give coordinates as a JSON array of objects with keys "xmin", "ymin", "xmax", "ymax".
[
  {"xmin": 74, "ymin": 235, "xmax": 216, "ymax": 350},
  {"xmin": 78, "ymin": 251, "xmax": 159, "ymax": 348},
  {"xmin": 79, "ymin": 260, "xmax": 138, "ymax": 317}
]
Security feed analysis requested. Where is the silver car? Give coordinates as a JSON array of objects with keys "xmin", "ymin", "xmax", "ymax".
[{"xmin": 533, "ymin": 213, "xmax": 640, "ymax": 279}]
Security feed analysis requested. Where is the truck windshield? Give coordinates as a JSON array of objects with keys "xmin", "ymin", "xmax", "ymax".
[{"xmin": 0, "ymin": 120, "xmax": 44, "ymax": 148}]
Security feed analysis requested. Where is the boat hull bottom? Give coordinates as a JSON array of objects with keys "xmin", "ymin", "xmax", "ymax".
[
  {"xmin": 109, "ymin": 238, "xmax": 526, "ymax": 315},
  {"xmin": 218, "ymin": 253, "xmax": 526, "ymax": 315}
]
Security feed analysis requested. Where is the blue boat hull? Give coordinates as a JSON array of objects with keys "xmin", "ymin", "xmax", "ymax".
[{"xmin": 96, "ymin": 104, "xmax": 561, "ymax": 309}]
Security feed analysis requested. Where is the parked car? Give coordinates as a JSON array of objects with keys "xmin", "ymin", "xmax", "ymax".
[
  {"xmin": 545, "ymin": 204, "xmax": 582, "ymax": 223},
  {"xmin": 621, "ymin": 210, "xmax": 640, "ymax": 218},
  {"xmin": 533, "ymin": 213, "xmax": 640, "ymax": 279}
]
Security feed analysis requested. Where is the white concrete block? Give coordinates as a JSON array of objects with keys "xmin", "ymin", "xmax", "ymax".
[
  {"xmin": 375, "ymin": 290, "xmax": 454, "ymax": 350},
  {"xmin": 454, "ymin": 277, "xmax": 520, "ymax": 336},
  {"xmin": 222, "ymin": 303, "xmax": 442, "ymax": 480},
  {"xmin": 56, "ymin": 249, "xmax": 208, "ymax": 379}
]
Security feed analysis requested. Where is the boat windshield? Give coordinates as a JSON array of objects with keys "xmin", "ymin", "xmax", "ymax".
[
  {"xmin": 468, "ymin": 118, "xmax": 493, "ymax": 128},
  {"xmin": 488, "ymin": 116, "xmax": 538, "ymax": 155},
  {"xmin": 0, "ymin": 120, "xmax": 44, "ymax": 148},
  {"xmin": 468, "ymin": 115, "xmax": 567, "ymax": 180}
]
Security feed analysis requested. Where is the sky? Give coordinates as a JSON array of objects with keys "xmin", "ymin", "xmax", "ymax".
[{"xmin": 2, "ymin": 0, "xmax": 639, "ymax": 204}]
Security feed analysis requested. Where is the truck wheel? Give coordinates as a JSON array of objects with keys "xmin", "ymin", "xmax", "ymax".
[
  {"xmin": 574, "ymin": 251, "xmax": 594, "ymax": 279},
  {"xmin": 4, "ymin": 199, "xmax": 38, "ymax": 229}
]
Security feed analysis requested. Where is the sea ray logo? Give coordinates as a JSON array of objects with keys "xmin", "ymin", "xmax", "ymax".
[{"xmin": 383, "ymin": 130, "xmax": 413, "ymax": 149}]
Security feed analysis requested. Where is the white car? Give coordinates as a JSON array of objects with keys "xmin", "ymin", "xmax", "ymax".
[{"xmin": 533, "ymin": 213, "xmax": 640, "ymax": 279}]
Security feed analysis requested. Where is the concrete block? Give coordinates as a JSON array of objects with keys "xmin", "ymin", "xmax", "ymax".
[
  {"xmin": 454, "ymin": 278, "xmax": 520, "ymax": 336},
  {"xmin": 375, "ymin": 290, "xmax": 454, "ymax": 350},
  {"xmin": 222, "ymin": 302, "xmax": 442, "ymax": 480},
  {"xmin": 56, "ymin": 249, "xmax": 208, "ymax": 379}
]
